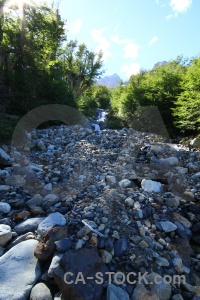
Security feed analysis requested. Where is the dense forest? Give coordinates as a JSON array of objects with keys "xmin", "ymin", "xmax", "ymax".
[{"xmin": 0, "ymin": 1, "xmax": 200, "ymax": 142}]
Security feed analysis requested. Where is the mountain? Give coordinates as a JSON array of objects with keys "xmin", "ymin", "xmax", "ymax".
[{"xmin": 97, "ymin": 73, "xmax": 122, "ymax": 88}]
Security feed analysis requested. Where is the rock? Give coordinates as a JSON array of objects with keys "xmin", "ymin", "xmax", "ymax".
[
  {"xmin": 55, "ymin": 238, "xmax": 72, "ymax": 252},
  {"xmin": 172, "ymin": 295, "xmax": 184, "ymax": 300},
  {"xmin": 30, "ymin": 282, "xmax": 53, "ymax": 300},
  {"xmin": 42, "ymin": 194, "xmax": 59, "ymax": 210},
  {"xmin": 37, "ymin": 140, "xmax": 46, "ymax": 151},
  {"xmin": 0, "ymin": 240, "xmax": 41, "ymax": 300},
  {"xmin": 0, "ymin": 147, "xmax": 10, "ymax": 161},
  {"xmin": 53, "ymin": 248, "xmax": 108, "ymax": 300},
  {"xmin": 106, "ymin": 175, "xmax": 117, "ymax": 185},
  {"xmin": 77, "ymin": 225, "xmax": 91, "ymax": 238},
  {"xmin": 26, "ymin": 194, "xmax": 43, "ymax": 206},
  {"xmin": 160, "ymin": 157, "xmax": 179, "ymax": 166},
  {"xmin": 14, "ymin": 217, "xmax": 45, "ymax": 235},
  {"xmin": 107, "ymin": 284, "xmax": 129, "ymax": 300},
  {"xmin": 172, "ymin": 257, "xmax": 190, "ymax": 274},
  {"xmin": 0, "ymin": 170, "xmax": 10, "ymax": 178},
  {"xmin": 0, "ymin": 224, "xmax": 12, "ymax": 246},
  {"xmin": 0, "ymin": 202, "xmax": 11, "ymax": 213},
  {"xmin": 173, "ymin": 213, "xmax": 192, "ymax": 228},
  {"xmin": 132, "ymin": 283, "xmax": 159, "ymax": 300},
  {"xmin": 190, "ymin": 137, "xmax": 200, "ymax": 148},
  {"xmin": 125, "ymin": 197, "xmax": 134, "ymax": 207},
  {"xmin": 7, "ymin": 232, "xmax": 35, "ymax": 250},
  {"xmin": 0, "ymin": 185, "xmax": 10, "ymax": 191},
  {"xmin": 114, "ymin": 237, "xmax": 128, "ymax": 257},
  {"xmin": 37, "ymin": 212, "xmax": 67, "ymax": 235},
  {"xmin": 159, "ymin": 221, "xmax": 177, "ymax": 232},
  {"xmin": 141, "ymin": 179, "xmax": 163, "ymax": 193},
  {"xmin": 34, "ymin": 226, "xmax": 68, "ymax": 261},
  {"xmin": 48, "ymin": 253, "xmax": 63, "ymax": 277},
  {"xmin": 99, "ymin": 249, "xmax": 112, "ymax": 264},
  {"xmin": 165, "ymin": 197, "xmax": 180, "ymax": 208},
  {"xmin": 119, "ymin": 179, "xmax": 132, "ymax": 188},
  {"xmin": 147, "ymin": 273, "xmax": 171, "ymax": 300}
]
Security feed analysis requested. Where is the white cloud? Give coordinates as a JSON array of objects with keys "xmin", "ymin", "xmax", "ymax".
[
  {"xmin": 165, "ymin": 14, "xmax": 173, "ymax": 20},
  {"xmin": 120, "ymin": 63, "xmax": 140, "ymax": 78},
  {"xmin": 149, "ymin": 36, "xmax": 158, "ymax": 46},
  {"xmin": 112, "ymin": 35, "xmax": 139, "ymax": 60},
  {"xmin": 91, "ymin": 28, "xmax": 111, "ymax": 61},
  {"xmin": 123, "ymin": 42, "xmax": 139, "ymax": 60},
  {"xmin": 170, "ymin": 0, "xmax": 192, "ymax": 14},
  {"xmin": 67, "ymin": 19, "xmax": 83, "ymax": 34}
]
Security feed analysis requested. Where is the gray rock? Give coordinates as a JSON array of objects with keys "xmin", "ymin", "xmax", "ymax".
[
  {"xmin": 0, "ymin": 240, "xmax": 41, "ymax": 300},
  {"xmin": 0, "ymin": 185, "xmax": 10, "ymax": 191},
  {"xmin": 160, "ymin": 157, "xmax": 179, "ymax": 166},
  {"xmin": 30, "ymin": 282, "xmax": 53, "ymax": 300},
  {"xmin": 37, "ymin": 212, "xmax": 66, "ymax": 235},
  {"xmin": 114, "ymin": 237, "xmax": 128, "ymax": 257},
  {"xmin": 160, "ymin": 221, "xmax": 177, "ymax": 232},
  {"xmin": 14, "ymin": 217, "xmax": 45, "ymax": 234},
  {"xmin": 53, "ymin": 248, "xmax": 108, "ymax": 300},
  {"xmin": 42, "ymin": 194, "xmax": 59, "ymax": 210},
  {"xmin": 37, "ymin": 140, "xmax": 46, "ymax": 151},
  {"xmin": 146, "ymin": 272, "xmax": 172, "ymax": 300},
  {"xmin": 141, "ymin": 179, "xmax": 163, "ymax": 193},
  {"xmin": 26, "ymin": 194, "xmax": 43, "ymax": 206},
  {"xmin": 106, "ymin": 175, "xmax": 117, "ymax": 185},
  {"xmin": 107, "ymin": 284, "xmax": 129, "ymax": 300},
  {"xmin": 0, "ymin": 224, "xmax": 12, "ymax": 246},
  {"xmin": 0, "ymin": 202, "xmax": 11, "ymax": 213},
  {"xmin": 190, "ymin": 137, "xmax": 200, "ymax": 148}
]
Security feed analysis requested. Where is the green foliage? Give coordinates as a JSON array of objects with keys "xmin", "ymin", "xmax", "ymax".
[
  {"xmin": 0, "ymin": 1, "xmax": 104, "ymax": 121},
  {"xmin": 110, "ymin": 59, "xmax": 188, "ymax": 136},
  {"xmin": 92, "ymin": 85, "xmax": 111, "ymax": 109},
  {"xmin": 172, "ymin": 57, "xmax": 200, "ymax": 133}
]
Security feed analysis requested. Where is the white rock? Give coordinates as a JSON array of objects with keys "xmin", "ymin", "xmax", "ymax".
[
  {"xmin": 141, "ymin": 179, "xmax": 163, "ymax": 193},
  {"xmin": 37, "ymin": 212, "xmax": 66, "ymax": 235},
  {"xmin": 30, "ymin": 282, "xmax": 53, "ymax": 300},
  {"xmin": 0, "ymin": 224, "xmax": 12, "ymax": 246},
  {"xmin": 0, "ymin": 202, "xmax": 11, "ymax": 214},
  {"xmin": 48, "ymin": 253, "xmax": 63, "ymax": 277},
  {"xmin": 0, "ymin": 240, "xmax": 41, "ymax": 300}
]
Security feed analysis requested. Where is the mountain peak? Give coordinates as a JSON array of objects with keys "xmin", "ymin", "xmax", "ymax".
[{"xmin": 97, "ymin": 73, "xmax": 122, "ymax": 88}]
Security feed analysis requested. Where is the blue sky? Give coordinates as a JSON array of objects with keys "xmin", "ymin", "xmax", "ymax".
[{"xmin": 8, "ymin": 0, "xmax": 200, "ymax": 80}]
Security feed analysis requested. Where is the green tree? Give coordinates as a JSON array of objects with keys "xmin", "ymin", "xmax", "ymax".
[
  {"xmin": 173, "ymin": 57, "xmax": 200, "ymax": 133},
  {"xmin": 61, "ymin": 40, "xmax": 104, "ymax": 100}
]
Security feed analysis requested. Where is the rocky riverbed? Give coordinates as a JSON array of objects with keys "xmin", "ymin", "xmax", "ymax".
[{"xmin": 0, "ymin": 124, "xmax": 200, "ymax": 300}]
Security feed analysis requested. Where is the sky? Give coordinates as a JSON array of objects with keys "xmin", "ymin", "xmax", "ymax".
[{"xmin": 10, "ymin": 0, "xmax": 200, "ymax": 80}]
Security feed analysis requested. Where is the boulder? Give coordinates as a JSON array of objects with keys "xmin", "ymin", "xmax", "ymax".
[
  {"xmin": 54, "ymin": 248, "xmax": 108, "ymax": 300},
  {"xmin": 0, "ymin": 240, "xmax": 41, "ymax": 300},
  {"xmin": 37, "ymin": 212, "xmax": 67, "ymax": 235}
]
